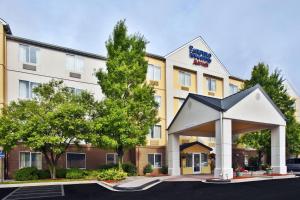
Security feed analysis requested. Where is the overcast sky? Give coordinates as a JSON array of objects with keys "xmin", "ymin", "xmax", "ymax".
[{"xmin": 1, "ymin": 0, "xmax": 299, "ymax": 94}]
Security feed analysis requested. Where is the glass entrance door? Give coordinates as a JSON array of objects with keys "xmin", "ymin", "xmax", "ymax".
[{"xmin": 193, "ymin": 153, "xmax": 201, "ymax": 174}]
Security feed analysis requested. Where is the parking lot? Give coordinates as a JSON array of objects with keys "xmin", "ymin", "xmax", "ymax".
[{"xmin": 1, "ymin": 178, "xmax": 300, "ymax": 200}]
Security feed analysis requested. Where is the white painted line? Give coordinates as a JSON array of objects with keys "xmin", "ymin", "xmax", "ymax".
[
  {"xmin": 61, "ymin": 185, "xmax": 65, "ymax": 196},
  {"xmin": 2, "ymin": 187, "xmax": 21, "ymax": 200}
]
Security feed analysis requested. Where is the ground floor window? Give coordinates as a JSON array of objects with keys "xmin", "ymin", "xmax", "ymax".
[
  {"xmin": 201, "ymin": 153, "xmax": 208, "ymax": 166},
  {"xmin": 186, "ymin": 153, "xmax": 193, "ymax": 167},
  {"xmin": 106, "ymin": 153, "xmax": 117, "ymax": 164},
  {"xmin": 148, "ymin": 153, "xmax": 162, "ymax": 168},
  {"xmin": 66, "ymin": 153, "xmax": 86, "ymax": 169},
  {"xmin": 19, "ymin": 152, "xmax": 42, "ymax": 169}
]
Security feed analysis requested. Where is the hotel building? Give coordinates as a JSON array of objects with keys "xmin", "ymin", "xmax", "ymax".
[{"xmin": 0, "ymin": 20, "xmax": 298, "ymax": 178}]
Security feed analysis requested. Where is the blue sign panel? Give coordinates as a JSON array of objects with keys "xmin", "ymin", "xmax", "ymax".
[
  {"xmin": 0, "ymin": 151, "xmax": 5, "ymax": 158},
  {"xmin": 189, "ymin": 45, "xmax": 212, "ymax": 67}
]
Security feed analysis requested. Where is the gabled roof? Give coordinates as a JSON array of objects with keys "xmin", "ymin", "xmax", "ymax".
[
  {"xmin": 0, "ymin": 18, "xmax": 12, "ymax": 35},
  {"xmin": 180, "ymin": 141, "xmax": 213, "ymax": 151},
  {"xmin": 167, "ymin": 84, "xmax": 286, "ymax": 130}
]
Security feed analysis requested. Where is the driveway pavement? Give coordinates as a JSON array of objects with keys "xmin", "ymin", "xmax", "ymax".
[{"xmin": 1, "ymin": 178, "xmax": 300, "ymax": 200}]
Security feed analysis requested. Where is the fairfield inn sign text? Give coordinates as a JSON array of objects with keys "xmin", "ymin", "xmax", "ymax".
[{"xmin": 189, "ymin": 45, "xmax": 212, "ymax": 67}]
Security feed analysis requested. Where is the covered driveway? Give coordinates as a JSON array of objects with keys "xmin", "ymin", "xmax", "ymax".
[{"xmin": 167, "ymin": 84, "xmax": 287, "ymax": 179}]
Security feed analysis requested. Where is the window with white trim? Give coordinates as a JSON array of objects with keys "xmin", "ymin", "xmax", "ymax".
[
  {"xmin": 66, "ymin": 153, "xmax": 86, "ymax": 169},
  {"xmin": 147, "ymin": 64, "xmax": 161, "ymax": 81},
  {"xmin": 179, "ymin": 71, "xmax": 191, "ymax": 87},
  {"xmin": 20, "ymin": 44, "xmax": 39, "ymax": 65},
  {"xmin": 106, "ymin": 153, "xmax": 117, "ymax": 164},
  {"xmin": 20, "ymin": 152, "xmax": 42, "ymax": 169},
  {"xmin": 207, "ymin": 77, "xmax": 216, "ymax": 92},
  {"xmin": 66, "ymin": 54, "xmax": 84, "ymax": 73},
  {"xmin": 201, "ymin": 153, "xmax": 208, "ymax": 166},
  {"xmin": 229, "ymin": 84, "xmax": 239, "ymax": 95},
  {"xmin": 68, "ymin": 87, "xmax": 83, "ymax": 95},
  {"xmin": 154, "ymin": 95, "xmax": 161, "ymax": 108},
  {"xmin": 19, "ymin": 80, "xmax": 39, "ymax": 99},
  {"xmin": 149, "ymin": 125, "xmax": 161, "ymax": 139},
  {"xmin": 148, "ymin": 153, "xmax": 162, "ymax": 168}
]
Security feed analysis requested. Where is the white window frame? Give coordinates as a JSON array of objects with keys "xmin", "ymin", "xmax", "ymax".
[
  {"xmin": 66, "ymin": 152, "xmax": 86, "ymax": 169},
  {"xmin": 147, "ymin": 64, "xmax": 161, "ymax": 81},
  {"xmin": 66, "ymin": 54, "xmax": 84, "ymax": 74},
  {"xmin": 19, "ymin": 80, "xmax": 39, "ymax": 99},
  {"xmin": 149, "ymin": 125, "xmax": 161, "ymax": 139},
  {"xmin": 106, "ymin": 153, "xmax": 118, "ymax": 164},
  {"xmin": 179, "ymin": 71, "xmax": 191, "ymax": 87},
  {"xmin": 19, "ymin": 44, "xmax": 39, "ymax": 65},
  {"xmin": 154, "ymin": 95, "xmax": 161, "ymax": 109},
  {"xmin": 229, "ymin": 84, "xmax": 239, "ymax": 95},
  {"xmin": 148, "ymin": 153, "xmax": 162, "ymax": 168},
  {"xmin": 19, "ymin": 151, "xmax": 42, "ymax": 170},
  {"xmin": 207, "ymin": 77, "xmax": 216, "ymax": 92}
]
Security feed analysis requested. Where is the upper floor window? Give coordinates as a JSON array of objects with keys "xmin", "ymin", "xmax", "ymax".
[
  {"xmin": 147, "ymin": 64, "xmax": 161, "ymax": 81},
  {"xmin": 19, "ymin": 80, "xmax": 39, "ymax": 99},
  {"xmin": 66, "ymin": 54, "xmax": 84, "ymax": 73},
  {"xmin": 179, "ymin": 71, "xmax": 191, "ymax": 87},
  {"xmin": 207, "ymin": 77, "xmax": 216, "ymax": 92},
  {"xmin": 20, "ymin": 45, "xmax": 39, "ymax": 65},
  {"xmin": 154, "ymin": 95, "xmax": 161, "ymax": 108},
  {"xmin": 229, "ymin": 84, "xmax": 239, "ymax": 95},
  {"xmin": 149, "ymin": 125, "xmax": 161, "ymax": 139}
]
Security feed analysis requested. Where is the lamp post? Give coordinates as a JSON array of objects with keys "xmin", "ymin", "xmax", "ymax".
[{"xmin": 0, "ymin": 146, "xmax": 4, "ymax": 183}]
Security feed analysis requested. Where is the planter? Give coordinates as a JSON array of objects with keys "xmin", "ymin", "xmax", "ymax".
[
  {"xmin": 236, "ymin": 172, "xmax": 243, "ymax": 177},
  {"xmin": 266, "ymin": 169, "xmax": 272, "ymax": 175}
]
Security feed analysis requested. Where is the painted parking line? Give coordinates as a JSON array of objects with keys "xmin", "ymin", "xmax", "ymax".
[{"xmin": 2, "ymin": 185, "xmax": 64, "ymax": 200}]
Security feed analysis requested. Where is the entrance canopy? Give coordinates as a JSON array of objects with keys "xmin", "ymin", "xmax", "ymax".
[{"xmin": 167, "ymin": 84, "xmax": 287, "ymax": 179}]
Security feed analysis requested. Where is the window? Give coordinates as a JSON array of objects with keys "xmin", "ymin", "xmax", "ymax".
[
  {"xmin": 106, "ymin": 153, "xmax": 117, "ymax": 164},
  {"xmin": 66, "ymin": 153, "xmax": 86, "ymax": 169},
  {"xmin": 201, "ymin": 153, "xmax": 208, "ymax": 166},
  {"xmin": 148, "ymin": 153, "xmax": 162, "ymax": 168},
  {"xmin": 20, "ymin": 152, "xmax": 42, "ymax": 169},
  {"xmin": 186, "ymin": 153, "xmax": 193, "ymax": 167},
  {"xmin": 68, "ymin": 87, "xmax": 83, "ymax": 95},
  {"xmin": 147, "ymin": 64, "xmax": 161, "ymax": 81},
  {"xmin": 154, "ymin": 96, "xmax": 161, "ymax": 108},
  {"xmin": 66, "ymin": 54, "xmax": 84, "ymax": 73},
  {"xmin": 19, "ymin": 80, "xmax": 39, "ymax": 99},
  {"xmin": 20, "ymin": 45, "xmax": 39, "ymax": 65},
  {"xmin": 229, "ymin": 84, "xmax": 239, "ymax": 95},
  {"xmin": 179, "ymin": 71, "xmax": 191, "ymax": 87},
  {"xmin": 207, "ymin": 78, "xmax": 216, "ymax": 92},
  {"xmin": 149, "ymin": 125, "xmax": 161, "ymax": 139},
  {"xmin": 178, "ymin": 98, "xmax": 185, "ymax": 108}
]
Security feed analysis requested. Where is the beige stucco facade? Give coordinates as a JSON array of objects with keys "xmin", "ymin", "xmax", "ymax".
[{"xmin": 0, "ymin": 24, "xmax": 6, "ymax": 110}]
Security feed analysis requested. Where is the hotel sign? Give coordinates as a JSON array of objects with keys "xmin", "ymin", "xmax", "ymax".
[{"xmin": 189, "ymin": 45, "xmax": 212, "ymax": 67}]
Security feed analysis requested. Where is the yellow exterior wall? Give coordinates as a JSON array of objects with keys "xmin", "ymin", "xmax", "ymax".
[
  {"xmin": 202, "ymin": 75, "xmax": 223, "ymax": 98},
  {"xmin": 229, "ymin": 78, "xmax": 244, "ymax": 90},
  {"xmin": 145, "ymin": 56, "xmax": 166, "ymax": 146},
  {"xmin": 181, "ymin": 144, "xmax": 211, "ymax": 174},
  {"xmin": 0, "ymin": 25, "xmax": 6, "ymax": 110},
  {"xmin": 173, "ymin": 67, "xmax": 197, "ymax": 93}
]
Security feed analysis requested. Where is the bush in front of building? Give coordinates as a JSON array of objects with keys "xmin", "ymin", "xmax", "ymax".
[
  {"xmin": 160, "ymin": 166, "xmax": 168, "ymax": 175},
  {"xmin": 65, "ymin": 168, "xmax": 85, "ymax": 179},
  {"xmin": 143, "ymin": 164, "xmax": 153, "ymax": 175},
  {"xmin": 121, "ymin": 163, "xmax": 137, "ymax": 176},
  {"xmin": 97, "ymin": 169, "xmax": 127, "ymax": 181},
  {"xmin": 37, "ymin": 169, "xmax": 51, "ymax": 179},
  {"xmin": 15, "ymin": 167, "xmax": 39, "ymax": 181},
  {"xmin": 56, "ymin": 168, "xmax": 67, "ymax": 178},
  {"xmin": 98, "ymin": 163, "xmax": 118, "ymax": 170}
]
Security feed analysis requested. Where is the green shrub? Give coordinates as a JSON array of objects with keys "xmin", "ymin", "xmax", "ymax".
[
  {"xmin": 37, "ymin": 170, "xmax": 51, "ymax": 179},
  {"xmin": 56, "ymin": 168, "xmax": 67, "ymax": 178},
  {"xmin": 122, "ymin": 163, "xmax": 137, "ymax": 176},
  {"xmin": 15, "ymin": 167, "xmax": 39, "ymax": 181},
  {"xmin": 66, "ymin": 168, "xmax": 85, "ymax": 179},
  {"xmin": 98, "ymin": 163, "xmax": 118, "ymax": 170},
  {"xmin": 160, "ymin": 166, "xmax": 168, "ymax": 175},
  {"xmin": 97, "ymin": 169, "xmax": 127, "ymax": 181},
  {"xmin": 143, "ymin": 164, "xmax": 153, "ymax": 175},
  {"xmin": 83, "ymin": 170, "xmax": 101, "ymax": 179}
]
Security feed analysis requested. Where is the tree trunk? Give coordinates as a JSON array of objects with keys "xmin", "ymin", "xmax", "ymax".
[
  {"xmin": 116, "ymin": 147, "xmax": 124, "ymax": 171},
  {"xmin": 49, "ymin": 165, "xmax": 56, "ymax": 179},
  {"xmin": 258, "ymin": 150, "xmax": 263, "ymax": 170}
]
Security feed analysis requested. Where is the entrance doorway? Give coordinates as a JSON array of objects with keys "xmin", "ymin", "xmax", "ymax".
[{"xmin": 193, "ymin": 153, "xmax": 201, "ymax": 174}]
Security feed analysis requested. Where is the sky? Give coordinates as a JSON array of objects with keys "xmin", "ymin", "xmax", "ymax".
[{"xmin": 0, "ymin": 0, "xmax": 299, "ymax": 94}]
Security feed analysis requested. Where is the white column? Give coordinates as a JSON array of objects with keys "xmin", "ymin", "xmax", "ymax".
[
  {"xmin": 214, "ymin": 119, "xmax": 233, "ymax": 179},
  {"xmin": 271, "ymin": 125, "xmax": 287, "ymax": 174},
  {"xmin": 167, "ymin": 133, "xmax": 180, "ymax": 176}
]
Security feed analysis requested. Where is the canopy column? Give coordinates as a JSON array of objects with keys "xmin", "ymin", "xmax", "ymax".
[
  {"xmin": 271, "ymin": 125, "xmax": 287, "ymax": 174},
  {"xmin": 167, "ymin": 133, "xmax": 180, "ymax": 176},
  {"xmin": 214, "ymin": 119, "xmax": 233, "ymax": 179}
]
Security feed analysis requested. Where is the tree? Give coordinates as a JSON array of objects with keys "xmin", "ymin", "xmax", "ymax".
[
  {"xmin": 237, "ymin": 63, "xmax": 300, "ymax": 161},
  {"xmin": 92, "ymin": 20, "xmax": 158, "ymax": 169},
  {"xmin": 0, "ymin": 80, "xmax": 94, "ymax": 179}
]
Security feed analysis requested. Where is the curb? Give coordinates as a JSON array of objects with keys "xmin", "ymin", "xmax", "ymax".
[{"xmin": 112, "ymin": 179, "xmax": 161, "ymax": 192}]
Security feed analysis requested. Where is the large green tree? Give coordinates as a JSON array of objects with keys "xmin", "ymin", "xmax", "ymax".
[
  {"xmin": 91, "ymin": 20, "xmax": 158, "ymax": 169},
  {"xmin": 238, "ymin": 63, "xmax": 300, "ymax": 162},
  {"xmin": 0, "ymin": 80, "xmax": 94, "ymax": 178}
]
